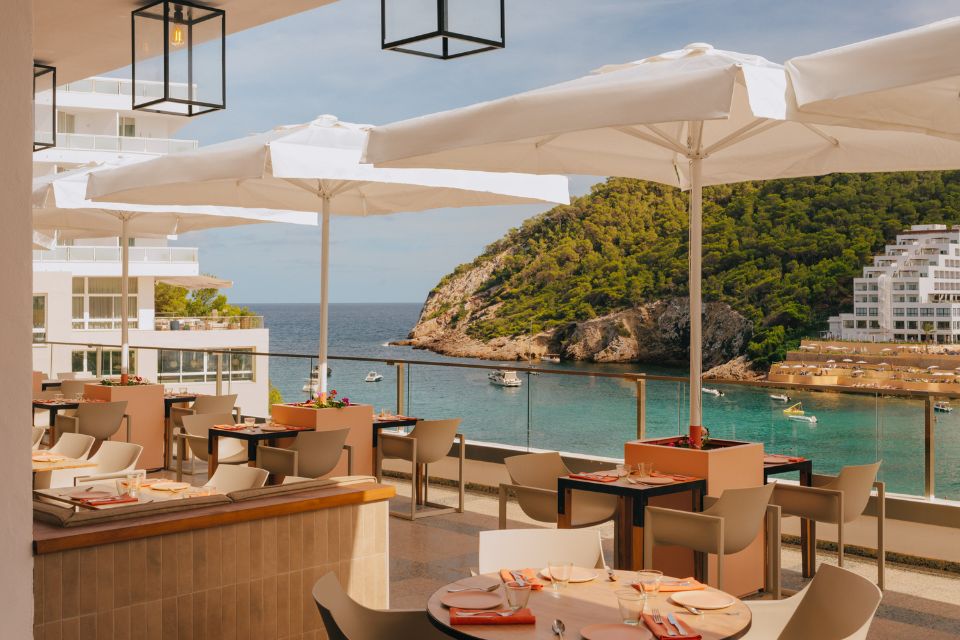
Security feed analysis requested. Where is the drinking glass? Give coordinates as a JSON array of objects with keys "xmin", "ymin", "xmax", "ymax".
[
  {"xmin": 616, "ymin": 589, "xmax": 645, "ymax": 626},
  {"xmin": 548, "ymin": 561, "xmax": 573, "ymax": 593},
  {"xmin": 634, "ymin": 570, "xmax": 662, "ymax": 596},
  {"xmin": 179, "ymin": 387, "xmax": 188, "ymax": 395},
  {"xmin": 616, "ymin": 463, "xmax": 632, "ymax": 478},
  {"xmin": 504, "ymin": 581, "xmax": 531, "ymax": 610},
  {"xmin": 243, "ymin": 417, "xmax": 256, "ymax": 428},
  {"xmin": 637, "ymin": 461, "xmax": 653, "ymax": 477},
  {"xmin": 125, "ymin": 474, "xmax": 142, "ymax": 499}
]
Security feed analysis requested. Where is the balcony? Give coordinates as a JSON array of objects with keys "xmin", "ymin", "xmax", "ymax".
[
  {"xmin": 154, "ymin": 315, "xmax": 265, "ymax": 331},
  {"xmin": 54, "ymin": 132, "xmax": 198, "ymax": 155},
  {"xmin": 33, "ymin": 246, "xmax": 198, "ymax": 264}
]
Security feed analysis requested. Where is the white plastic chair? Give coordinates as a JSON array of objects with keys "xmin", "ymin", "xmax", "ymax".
[
  {"xmin": 478, "ymin": 529, "xmax": 606, "ymax": 574},
  {"xmin": 32, "ymin": 426, "xmax": 46, "ymax": 450},
  {"xmin": 33, "ymin": 433, "xmax": 96, "ymax": 489},
  {"xmin": 55, "ymin": 401, "xmax": 131, "ymax": 443},
  {"xmin": 59, "ymin": 379, "xmax": 88, "ymax": 398},
  {"xmin": 176, "ymin": 413, "xmax": 248, "ymax": 481},
  {"xmin": 205, "ymin": 465, "xmax": 268, "ymax": 493},
  {"xmin": 257, "ymin": 428, "xmax": 352, "ymax": 479},
  {"xmin": 169, "ymin": 394, "xmax": 240, "ymax": 472},
  {"xmin": 743, "ymin": 564, "xmax": 882, "ymax": 640},
  {"xmin": 73, "ymin": 441, "xmax": 143, "ymax": 485}
]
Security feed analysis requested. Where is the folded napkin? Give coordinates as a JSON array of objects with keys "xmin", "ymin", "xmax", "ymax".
[
  {"xmin": 449, "ymin": 608, "xmax": 535, "ymax": 625},
  {"xmin": 212, "ymin": 424, "xmax": 246, "ymax": 431},
  {"xmin": 651, "ymin": 471, "xmax": 698, "ymax": 481},
  {"xmin": 499, "ymin": 568, "xmax": 544, "ymax": 590},
  {"xmin": 568, "ymin": 473, "xmax": 619, "ymax": 483},
  {"xmin": 642, "ymin": 612, "xmax": 701, "ymax": 640},
  {"xmin": 79, "ymin": 495, "xmax": 140, "ymax": 507},
  {"xmin": 764, "ymin": 454, "xmax": 806, "ymax": 463},
  {"xmin": 632, "ymin": 577, "xmax": 706, "ymax": 593}
]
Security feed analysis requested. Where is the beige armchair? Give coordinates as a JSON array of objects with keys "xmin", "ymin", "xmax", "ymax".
[
  {"xmin": 59, "ymin": 379, "xmax": 88, "ymax": 398},
  {"xmin": 168, "ymin": 394, "xmax": 239, "ymax": 471},
  {"xmin": 73, "ymin": 441, "xmax": 143, "ymax": 485},
  {"xmin": 498, "ymin": 452, "xmax": 617, "ymax": 529},
  {"xmin": 176, "ymin": 413, "xmax": 248, "ymax": 481},
  {"xmin": 376, "ymin": 418, "xmax": 464, "ymax": 520},
  {"xmin": 54, "ymin": 401, "xmax": 130, "ymax": 444},
  {"xmin": 771, "ymin": 461, "xmax": 885, "ymax": 589},
  {"xmin": 257, "ymin": 428, "xmax": 352, "ymax": 481},
  {"xmin": 32, "ymin": 426, "xmax": 46, "ymax": 449},
  {"xmin": 644, "ymin": 483, "xmax": 778, "ymax": 593}
]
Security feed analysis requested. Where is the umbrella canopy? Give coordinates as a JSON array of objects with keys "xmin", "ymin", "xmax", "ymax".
[
  {"xmin": 32, "ymin": 230, "xmax": 55, "ymax": 251},
  {"xmin": 363, "ymin": 42, "xmax": 960, "ymax": 441},
  {"xmin": 34, "ymin": 163, "xmax": 316, "ymax": 381},
  {"xmin": 156, "ymin": 275, "xmax": 233, "ymax": 290},
  {"xmin": 826, "ymin": 359, "xmax": 836, "ymax": 363},
  {"xmin": 87, "ymin": 116, "xmax": 570, "ymax": 394}
]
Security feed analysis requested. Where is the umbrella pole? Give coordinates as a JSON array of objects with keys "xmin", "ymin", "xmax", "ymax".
[
  {"xmin": 318, "ymin": 195, "xmax": 331, "ymax": 396},
  {"xmin": 120, "ymin": 217, "xmax": 130, "ymax": 384},
  {"xmin": 689, "ymin": 155, "xmax": 704, "ymax": 445}
]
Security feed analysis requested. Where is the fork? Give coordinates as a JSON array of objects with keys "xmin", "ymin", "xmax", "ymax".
[
  {"xmin": 652, "ymin": 609, "xmax": 676, "ymax": 637},
  {"xmin": 447, "ymin": 583, "xmax": 500, "ymax": 593}
]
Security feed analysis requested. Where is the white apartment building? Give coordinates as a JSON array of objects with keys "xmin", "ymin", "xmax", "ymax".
[
  {"xmin": 31, "ymin": 78, "xmax": 270, "ymax": 415},
  {"xmin": 827, "ymin": 224, "xmax": 960, "ymax": 344}
]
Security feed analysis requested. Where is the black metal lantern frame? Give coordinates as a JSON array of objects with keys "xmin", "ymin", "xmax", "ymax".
[
  {"xmin": 381, "ymin": 0, "xmax": 505, "ymax": 60},
  {"xmin": 33, "ymin": 63, "xmax": 56, "ymax": 152},
  {"xmin": 132, "ymin": 0, "xmax": 225, "ymax": 116}
]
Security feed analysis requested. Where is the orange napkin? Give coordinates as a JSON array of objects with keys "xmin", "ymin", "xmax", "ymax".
[
  {"xmin": 651, "ymin": 471, "xmax": 698, "ymax": 481},
  {"xmin": 499, "ymin": 568, "xmax": 544, "ymax": 590},
  {"xmin": 764, "ymin": 454, "xmax": 806, "ymax": 463},
  {"xmin": 449, "ymin": 608, "xmax": 535, "ymax": 625},
  {"xmin": 568, "ymin": 473, "xmax": 618, "ymax": 482},
  {"xmin": 642, "ymin": 612, "xmax": 701, "ymax": 639},
  {"xmin": 212, "ymin": 424, "xmax": 246, "ymax": 431},
  {"xmin": 79, "ymin": 495, "xmax": 140, "ymax": 507},
  {"xmin": 632, "ymin": 577, "xmax": 706, "ymax": 593}
]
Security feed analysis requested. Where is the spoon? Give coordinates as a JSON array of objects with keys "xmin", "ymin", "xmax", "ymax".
[{"xmin": 552, "ymin": 619, "xmax": 566, "ymax": 639}]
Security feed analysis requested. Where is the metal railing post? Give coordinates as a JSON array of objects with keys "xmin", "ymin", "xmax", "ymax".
[
  {"xmin": 395, "ymin": 362, "xmax": 405, "ymax": 415},
  {"xmin": 96, "ymin": 345, "xmax": 103, "ymax": 378},
  {"xmin": 215, "ymin": 353, "xmax": 223, "ymax": 396},
  {"xmin": 925, "ymin": 396, "xmax": 935, "ymax": 499},
  {"xmin": 636, "ymin": 378, "xmax": 647, "ymax": 440}
]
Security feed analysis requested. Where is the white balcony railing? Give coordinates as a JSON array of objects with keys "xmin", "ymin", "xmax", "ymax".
[
  {"xmin": 55, "ymin": 132, "xmax": 198, "ymax": 155},
  {"xmin": 33, "ymin": 246, "xmax": 199, "ymax": 263},
  {"xmin": 63, "ymin": 77, "xmax": 169, "ymax": 100}
]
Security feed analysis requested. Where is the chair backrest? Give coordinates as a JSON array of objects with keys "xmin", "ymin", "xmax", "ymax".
[
  {"xmin": 192, "ymin": 394, "xmax": 237, "ymax": 415},
  {"xmin": 56, "ymin": 372, "xmax": 77, "ymax": 380},
  {"xmin": 32, "ymin": 427, "xmax": 46, "ymax": 449},
  {"xmin": 776, "ymin": 564, "xmax": 882, "ymax": 640},
  {"xmin": 180, "ymin": 413, "xmax": 245, "ymax": 461},
  {"xmin": 74, "ymin": 401, "xmax": 128, "ymax": 441},
  {"xmin": 49, "ymin": 433, "xmax": 95, "ymax": 459},
  {"xmin": 207, "ymin": 465, "xmax": 268, "ymax": 493},
  {"xmin": 60, "ymin": 380, "xmax": 88, "ymax": 398},
  {"xmin": 821, "ymin": 462, "xmax": 882, "ymax": 523},
  {"xmin": 312, "ymin": 572, "xmax": 390, "ymax": 640},
  {"xmin": 88, "ymin": 441, "xmax": 143, "ymax": 473},
  {"xmin": 408, "ymin": 419, "xmax": 461, "ymax": 464},
  {"xmin": 704, "ymin": 483, "xmax": 776, "ymax": 554},
  {"xmin": 293, "ymin": 429, "xmax": 351, "ymax": 478},
  {"xmin": 504, "ymin": 452, "xmax": 570, "ymax": 490},
  {"xmin": 478, "ymin": 529, "xmax": 604, "ymax": 574}
]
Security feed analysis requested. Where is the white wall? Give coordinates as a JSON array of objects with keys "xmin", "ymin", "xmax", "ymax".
[{"xmin": 0, "ymin": 1, "xmax": 36, "ymax": 635}]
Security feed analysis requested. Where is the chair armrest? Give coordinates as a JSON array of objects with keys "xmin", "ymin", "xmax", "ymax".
[
  {"xmin": 54, "ymin": 414, "xmax": 79, "ymax": 436},
  {"xmin": 75, "ymin": 469, "xmax": 145, "ymax": 486},
  {"xmin": 702, "ymin": 495, "xmax": 719, "ymax": 510},
  {"xmin": 378, "ymin": 432, "xmax": 415, "ymax": 461},
  {"xmin": 342, "ymin": 444, "xmax": 353, "ymax": 476},
  {"xmin": 500, "ymin": 483, "xmax": 557, "ymax": 498},
  {"xmin": 123, "ymin": 414, "xmax": 132, "ymax": 442},
  {"xmin": 233, "ymin": 407, "xmax": 241, "ymax": 423},
  {"xmin": 645, "ymin": 506, "xmax": 725, "ymax": 554},
  {"xmin": 256, "ymin": 445, "xmax": 298, "ymax": 477},
  {"xmin": 770, "ymin": 482, "xmax": 843, "ymax": 523}
]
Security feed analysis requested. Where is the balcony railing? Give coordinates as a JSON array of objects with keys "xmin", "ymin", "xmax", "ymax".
[
  {"xmin": 55, "ymin": 132, "xmax": 198, "ymax": 155},
  {"xmin": 63, "ymin": 77, "xmax": 173, "ymax": 100},
  {"xmin": 33, "ymin": 246, "xmax": 199, "ymax": 263},
  {"xmin": 154, "ymin": 315, "xmax": 264, "ymax": 331}
]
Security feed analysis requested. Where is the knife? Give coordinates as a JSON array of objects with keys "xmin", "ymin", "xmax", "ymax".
[
  {"xmin": 510, "ymin": 570, "xmax": 527, "ymax": 586},
  {"xmin": 667, "ymin": 612, "xmax": 686, "ymax": 636}
]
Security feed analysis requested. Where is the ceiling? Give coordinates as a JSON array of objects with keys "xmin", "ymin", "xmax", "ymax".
[{"xmin": 34, "ymin": 0, "xmax": 338, "ymax": 84}]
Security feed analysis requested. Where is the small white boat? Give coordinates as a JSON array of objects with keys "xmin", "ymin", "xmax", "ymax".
[
  {"xmin": 543, "ymin": 354, "xmax": 561, "ymax": 363},
  {"xmin": 489, "ymin": 369, "xmax": 522, "ymax": 387},
  {"xmin": 935, "ymin": 401, "xmax": 953, "ymax": 413},
  {"xmin": 769, "ymin": 393, "xmax": 791, "ymax": 402},
  {"xmin": 788, "ymin": 415, "xmax": 818, "ymax": 423},
  {"xmin": 364, "ymin": 371, "xmax": 383, "ymax": 383},
  {"xmin": 702, "ymin": 387, "xmax": 724, "ymax": 397}
]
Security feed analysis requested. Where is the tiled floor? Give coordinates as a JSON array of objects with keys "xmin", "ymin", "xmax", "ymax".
[{"xmin": 384, "ymin": 478, "xmax": 960, "ymax": 639}]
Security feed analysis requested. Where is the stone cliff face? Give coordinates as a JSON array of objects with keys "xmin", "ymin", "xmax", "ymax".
[{"xmin": 397, "ymin": 250, "xmax": 754, "ymax": 367}]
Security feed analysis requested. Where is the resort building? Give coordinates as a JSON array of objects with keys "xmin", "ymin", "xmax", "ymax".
[{"xmin": 827, "ymin": 224, "xmax": 960, "ymax": 343}]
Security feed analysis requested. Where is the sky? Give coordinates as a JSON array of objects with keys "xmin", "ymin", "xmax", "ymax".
[{"xmin": 166, "ymin": 0, "xmax": 959, "ymax": 304}]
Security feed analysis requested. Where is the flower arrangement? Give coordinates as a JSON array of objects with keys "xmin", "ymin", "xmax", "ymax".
[
  {"xmin": 100, "ymin": 376, "xmax": 150, "ymax": 386},
  {"xmin": 296, "ymin": 389, "xmax": 351, "ymax": 409},
  {"xmin": 657, "ymin": 427, "xmax": 712, "ymax": 450}
]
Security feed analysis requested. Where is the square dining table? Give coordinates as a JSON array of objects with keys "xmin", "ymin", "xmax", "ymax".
[{"xmin": 207, "ymin": 424, "xmax": 315, "ymax": 476}]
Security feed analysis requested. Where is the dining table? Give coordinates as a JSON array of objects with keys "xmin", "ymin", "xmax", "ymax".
[
  {"xmin": 34, "ymin": 478, "xmax": 221, "ymax": 509},
  {"xmin": 32, "ymin": 398, "xmax": 80, "ymax": 426},
  {"xmin": 41, "ymin": 380, "xmax": 61, "ymax": 391},
  {"xmin": 207, "ymin": 423, "xmax": 315, "ymax": 476},
  {"xmin": 31, "ymin": 453, "xmax": 98, "ymax": 489},
  {"xmin": 426, "ymin": 570, "xmax": 751, "ymax": 640}
]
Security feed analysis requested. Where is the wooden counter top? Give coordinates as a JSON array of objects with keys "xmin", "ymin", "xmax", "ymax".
[{"xmin": 33, "ymin": 481, "xmax": 395, "ymax": 555}]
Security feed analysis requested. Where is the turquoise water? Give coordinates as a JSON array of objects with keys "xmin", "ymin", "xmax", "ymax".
[{"xmin": 246, "ymin": 302, "xmax": 959, "ymax": 501}]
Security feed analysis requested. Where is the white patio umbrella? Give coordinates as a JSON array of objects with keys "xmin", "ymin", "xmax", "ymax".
[
  {"xmin": 32, "ymin": 230, "xmax": 55, "ymax": 251},
  {"xmin": 86, "ymin": 116, "xmax": 569, "ymax": 394},
  {"xmin": 33, "ymin": 163, "xmax": 317, "ymax": 383},
  {"xmin": 363, "ymin": 42, "xmax": 960, "ymax": 441}
]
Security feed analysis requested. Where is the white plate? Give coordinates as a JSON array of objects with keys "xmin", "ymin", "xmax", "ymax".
[
  {"xmin": 634, "ymin": 476, "xmax": 674, "ymax": 485},
  {"xmin": 32, "ymin": 454, "xmax": 66, "ymax": 462},
  {"xmin": 540, "ymin": 566, "xmax": 597, "ymax": 583},
  {"xmin": 260, "ymin": 425, "xmax": 289, "ymax": 432},
  {"xmin": 439, "ymin": 590, "xmax": 503, "ymax": 610},
  {"xmin": 151, "ymin": 481, "xmax": 191, "ymax": 492},
  {"xmin": 670, "ymin": 590, "xmax": 737, "ymax": 610},
  {"xmin": 65, "ymin": 489, "xmax": 110, "ymax": 499}
]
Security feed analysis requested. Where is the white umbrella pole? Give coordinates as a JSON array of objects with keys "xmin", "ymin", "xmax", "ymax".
[
  {"xmin": 689, "ymin": 156, "xmax": 704, "ymax": 441},
  {"xmin": 120, "ymin": 216, "xmax": 130, "ymax": 383},
  {"xmin": 318, "ymin": 195, "xmax": 331, "ymax": 396}
]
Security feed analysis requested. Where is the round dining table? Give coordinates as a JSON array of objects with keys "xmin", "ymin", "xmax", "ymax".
[{"xmin": 426, "ymin": 570, "xmax": 751, "ymax": 640}]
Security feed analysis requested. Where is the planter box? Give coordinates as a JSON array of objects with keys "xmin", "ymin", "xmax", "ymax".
[
  {"xmin": 624, "ymin": 437, "xmax": 764, "ymax": 597},
  {"xmin": 84, "ymin": 383, "xmax": 165, "ymax": 469},
  {"xmin": 270, "ymin": 403, "xmax": 374, "ymax": 476}
]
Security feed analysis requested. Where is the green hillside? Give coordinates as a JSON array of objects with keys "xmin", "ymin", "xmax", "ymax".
[{"xmin": 443, "ymin": 172, "xmax": 960, "ymax": 368}]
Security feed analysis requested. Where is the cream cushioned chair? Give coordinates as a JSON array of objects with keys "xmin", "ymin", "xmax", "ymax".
[
  {"xmin": 73, "ymin": 441, "xmax": 143, "ymax": 485},
  {"xmin": 498, "ymin": 452, "xmax": 617, "ymax": 529},
  {"xmin": 743, "ymin": 564, "xmax": 882, "ymax": 640},
  {"xmin": 168, "ymin": 393, "xmax": 240, "ymax": 471},
  {"xmin": 376, "ymin": 418, "xmax": 465, "ymax": 520},
  {"xmin": 257, "ymin": 428, "xmax": 352, "ymax": 480},
  {"xmin": 644, "ymin": 483, "xmax": 778, "ymax": 592},
  {"xmin": 55, "ymin": 400, "xmax": 130, "ymax": 444},
  {"xmin": 312, "ymin": 572, "xmax": 448, "ymax": 640},
  {"xmin": 32, "ymin": 426, "xmax": 46, "ymax": 450},
  {"xmin": 33, "ymin": 433, "xmax": 97, "ymax": 489},
  {"xmin": 176, "ymin": 413, "xmax": 249, "ymax": 481},
  {"xmin": 59, "ymin": 379, "xmax": 88, "ymax": 398},
  {"xmin": 208, "ymin": 464, "xmax": 268, "ymax": 493},
  {"xmin": 771, "ymin": 461, "xmax": 885, "ymax": 589},
  {"xmin": 478, "ymin": 529, "xmax": 606, "ymax": 574}
]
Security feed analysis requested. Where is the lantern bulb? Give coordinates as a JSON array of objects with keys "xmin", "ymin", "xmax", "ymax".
[{"xmin": 171, "ymin": 24, "xmax": 185, "ymax": 47}]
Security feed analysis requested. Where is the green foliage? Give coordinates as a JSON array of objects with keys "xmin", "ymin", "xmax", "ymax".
[
  {"xmin": 155, "ymin": 281, "xmax": 253, "ymax": 318},
  {"xmin": 268, "ymin": 381, "xmax": 283, "ymax": 406},
  {"xmin": 439, "ymin": 173, "xmax": 960, "ymax": 356}
]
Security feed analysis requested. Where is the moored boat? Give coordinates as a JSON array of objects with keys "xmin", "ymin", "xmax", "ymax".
[
  {"xmin": 703, "ymin": 387, "xmax": 724, "ymax": 397},
  {"xmin": 770, "ymin": 393, "xmax": 791, "ymax": 402},
  {"xmin": 365, "ymin": 371, "xmax": 383, "ymax": 382},
  {"xmin": 935, "ymin": 401, "xmax": 953, "ymax": 413},
  {"xmin": 783, "ymin": 402, "xmax": 805, "ymax": 416},
  {"xmin": 488, "ymin": 369, "xmax": 522, "ymax": 387}
]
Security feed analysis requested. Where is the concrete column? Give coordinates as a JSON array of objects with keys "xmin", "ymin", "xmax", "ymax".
[{"xmin": 0, "ymin": 0, "xmax": 37, "ymax": 636}]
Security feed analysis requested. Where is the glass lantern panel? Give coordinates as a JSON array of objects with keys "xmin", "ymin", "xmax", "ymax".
[
  {"xmin": 33, "ymin": 67, "xmax": 55, "ymax": 149},
  {"xmin": 383, "ymin": 0, "xmax": 441, "ymax": 46},
  {"xmin": 132, "ymin": 3, "xmax": 167, "ymax": 110},
  {"xmin": 446, "ymin": 0, "xmax": 503, "ymax": 43}
]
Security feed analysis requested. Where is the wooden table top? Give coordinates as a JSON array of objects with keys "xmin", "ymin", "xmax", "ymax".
[
  {"xmin": 427, "ymin": 571, "xmax": 751, "ymax": 640},
  {"xmin": 31, "ymin": 457, "xmax": 97, "ymax": 473}
]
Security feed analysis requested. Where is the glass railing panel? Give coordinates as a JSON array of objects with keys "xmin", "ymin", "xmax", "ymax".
[
  {"xmin": 874, "ymin": 394, "xmax": 924, "ymax": 497},
  {"xmin": 935, "ymin": 400, "xmax": 960, "ymax": 501}
]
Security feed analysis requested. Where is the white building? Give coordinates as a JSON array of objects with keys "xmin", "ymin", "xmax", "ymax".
[
  {"xmin": 31, "ymin": 78, "xmax": 270, "ymax": 415},
  {"xmin": 827, "ymin": 224, "xmax": 960, "ymax": 344}
]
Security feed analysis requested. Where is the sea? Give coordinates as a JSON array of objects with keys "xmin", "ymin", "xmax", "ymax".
[{"xmin": 244, "ymin": 302, "xmax": 959, "ymax": 501}]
